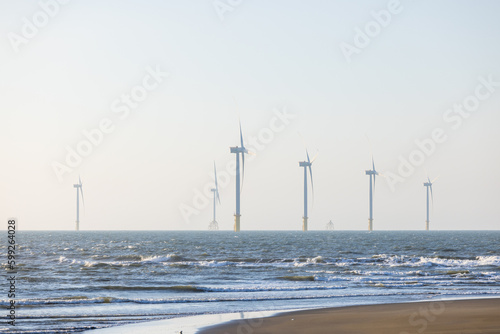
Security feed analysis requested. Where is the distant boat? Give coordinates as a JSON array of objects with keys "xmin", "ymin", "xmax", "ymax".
[{"xmin": 326, "ymin": 220, "xmax": 334, "ymax": 230}]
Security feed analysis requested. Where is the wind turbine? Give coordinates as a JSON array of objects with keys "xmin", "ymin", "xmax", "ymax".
[
  {"xmin": 365, "ymin": 157, "xmax": 378, "ymax": 231},
  {"xmin": 73, "ymin": 176, "xmax": 84, "ymax": 231},
  {"xmin": 299, "ymin": 150, "xmax": 316, "ymax": 231},
  {"xmin": 229, "ymin": 121, "xmax": 250, "ymax": 232},
  {"xmin": 326, "ymin": 220, "xmax": 334, "ymax": 230},
  {"xmin": 209, "ymin": 162, "xmax": 221, "ymax": 230},
  {"xmin": 424, "ymin": 176, "xmax": 438, "ymax": 231}
]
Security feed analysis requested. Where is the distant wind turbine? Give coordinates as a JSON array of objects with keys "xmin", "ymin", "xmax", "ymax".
[
  {"xmin": 73, "ymin": 176, "xmax": 84, "ymax": 231},
  {"xmin": 326, "ymin": 220, "xmax": 334, "ymax": 230},
  {"xmin": 424, "ymin": 176, "xmax": 439, "ymax": 231},
  {"xmin": 209, "ymin": 162, "xmax": 221, "ymax": 230},
  {"xmin": 229, "ymin": 121, "xmax": 250, "ymax": 232},
  {"xmin": 299, "ymin": 150, "xmax": 316, "ymax": 231},
  {"xmin": 365, "ymin": 157, "xmax": 379, "ymax": 231}
]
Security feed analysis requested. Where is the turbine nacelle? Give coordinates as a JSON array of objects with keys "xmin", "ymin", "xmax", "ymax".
[
  {"xmin": 230, "ymin": 146, "xmax": 248, "ymax": 154},
  {"xmin": 299, "ymin": 161, "xmax": 311, "ymax": 167},
  {"xmin": 365, "ymin": 170, "xmax": 378, "ymax": 175}
]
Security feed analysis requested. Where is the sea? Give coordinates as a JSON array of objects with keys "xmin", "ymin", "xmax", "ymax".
[{"xmin": 2, "ymin": 230, "xmax": 499, "ymax": 333}]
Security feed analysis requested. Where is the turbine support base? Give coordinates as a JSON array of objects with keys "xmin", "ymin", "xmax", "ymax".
[
  {"xmin": 425, "ymin": 221, "xmax": 429, "ymax": 231},
  {"xmin": 302, "ymin": 217, "xmax": 308, "ymax": 231},
  {"xmin": 368, "ymin": 219, "xmax": 373, "ymax": 231},
  {"xmin": 209, "ymin": 220, "xmax": 219, "ymax": 230},
  {"xmin": 234, "ymin": 214, "xmax": 241, "ymax": 232}
]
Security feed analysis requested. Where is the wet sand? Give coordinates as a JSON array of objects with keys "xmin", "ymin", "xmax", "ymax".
[{"xmin": 199, "ymin": 298, "xmax": 500, "ymax": 334}]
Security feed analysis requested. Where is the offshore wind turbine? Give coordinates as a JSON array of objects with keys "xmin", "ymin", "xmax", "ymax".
[
  {"xmin": 299, "ymin": 150, "xmax": 315, "ymax": 231},
  {"xmin": 326, "ymin": 220, "xmax": 334, "ymax": 230},
  {"xmin": 73, "ymin": 176, "xmax": 84, "ymax": 231},
  {"xmin": 229, "ymin": 121, "xmax": 249, "ymax": 232},
  {"xmin": 424, "ymin": 176, "xmax": 438, "ymax": 231},
  {"xmin": 365, "ymin": 157, "xmax": 378, "ymax": 231},
  {"xmin": 209, "ymin": 162, "xmax": 221, "ymax": 230}
]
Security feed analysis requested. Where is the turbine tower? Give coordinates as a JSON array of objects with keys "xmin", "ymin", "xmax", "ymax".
[
  {"xmin": 229, "ymin": 121, "xmax": 249, "ymax": 232},
  {"xmin": 73, "ymin": 176, "xmax": 84, "ymax": 231},
  {"xmin": 424, "ymin": 176, "xmax": 438, "ymax": 231},
  {"xmin": 299, "ymin": 150, "xmax": 315, "ymax": 231},
  {"xmin": 209, "ymin": 162, "xmax": 221, "ymax": 230},
  {"xmin": 365, "ymin": 157, "xmax": 378, "ymax": 231}
]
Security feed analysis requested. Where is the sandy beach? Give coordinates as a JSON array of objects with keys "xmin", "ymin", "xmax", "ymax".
[{"xmin": 199, "ymin": 298, "xmax": 500, "ymax": 334}]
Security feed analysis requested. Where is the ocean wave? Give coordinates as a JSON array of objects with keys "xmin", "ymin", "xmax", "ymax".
[
  {"xmin": 56, "ymin": 254, "xmax": 500, "ymax": 270},
  {"xmin": 99, "ymin": 285, "xmax": 205, "ymax": 293},
  {"xmin": 58, "ymin": 254, "xmax": 183, "ymax": 267},
  {"xmin": 4, "ymin": 290, "xmax": 499, "ymax": 307},
  {"xmin": 381, "ymin": 255, "xmax": 500, "ymax": 268},
  {"xmin": 140, "ymin": 254, "xmax": 183, "ymax": 262},
  {"xmin": 277, "ymin": 275, "xmax": 316, "ymax": 281},
  {"xmin": 96, "ymin": 284, "xmax": 346, "ymax": 293}
]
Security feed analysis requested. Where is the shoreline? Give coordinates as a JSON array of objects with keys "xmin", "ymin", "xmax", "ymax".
[{"xmin": 85, "ymin": 297, "xmax": 500, "ymax": 334}]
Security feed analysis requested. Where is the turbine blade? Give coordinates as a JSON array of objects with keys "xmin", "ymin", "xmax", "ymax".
[
  {"xmin": 306, "ymin": 149, "xmax": 311, "ymax": 163},
  {"xmin": 80, "ymin": 185, "xmax": 85, "ymax": 210},
  {"xmin": 241, "ymin": 152, "xmax": 245, "ymax": 193},
  {"xmin": 373, "ymin": 174, "xmax": 376, "ymax": 194},
  {"xmin": 431, "ymin": 175, "xmax": 440, "ymax": 183},
  {"xmin": 239, "ymin": 120, "xmax": 244, "ymax": 149},
  {"xmin": 310, "ymin": 153, "xmax": 318, "ymax": 164},
  {"xmin": 430, "ymin": 184, "xmax": 434, "ymax": 207},
  {"xmin": 309, "ymin": 165, "xmax": 314, "ymax": 202},
  {"xmin": 214, "ymin": 162, "xmax": 221, "ymax": 204},
  {"xmin": 372, "ymin": 156, "xmax": 375, "ymax": 172}
]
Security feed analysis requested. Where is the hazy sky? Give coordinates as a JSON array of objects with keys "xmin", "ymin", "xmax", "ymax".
[{"xmin": 1, "ymin": 0, "xmax": 499, "ymax": 230}]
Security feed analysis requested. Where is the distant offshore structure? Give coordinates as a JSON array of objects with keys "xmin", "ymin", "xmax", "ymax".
[
  {"xmin": 424, "ymin": 175, "xmax": 438, "ymax": 231},
  {"xmin": 298, "ymin": 149, "xmax": 316, "ymax": 231},
  {"xmin": 365, "ymin": 157, "xmax": 379, "ymax": 232},
  {"xmin": 73, "ymin": 176, "xmax": 84, "ymax": 231},
  {"xmin": 209, "ymin": 162, "xmax": 221, "ymax": 230},
  {"xmin": 229, "ymin": 121, "xmax": 250, "ymax": 232},
  {"xmin": 326, "ymin": 220, "xmax": 334, "ymax": 230}
]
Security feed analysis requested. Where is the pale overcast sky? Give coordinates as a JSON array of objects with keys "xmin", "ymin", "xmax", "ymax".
[{"xmin": 1, "ymin": 0, "xmax": 499, "ymax": 230}]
